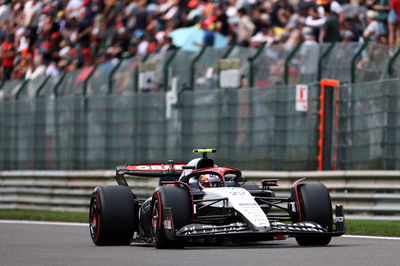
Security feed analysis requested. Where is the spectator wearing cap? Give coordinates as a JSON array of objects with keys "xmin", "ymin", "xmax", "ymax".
[
  {"xmin": 201, "ymin": 21, "xmax": 216, "ymax": 47},
  {"xmin": 364, "ymin": 10, "xmax": 380, "ymax": 42},
  {"xmin": 298, "ymin": 26, "xmax": 319, "ymax": 83}
]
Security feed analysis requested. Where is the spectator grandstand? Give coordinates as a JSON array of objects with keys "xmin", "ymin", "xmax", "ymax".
[{"xmin": 0, "ymin": 0, "xmax": 397, "ymax": 81}]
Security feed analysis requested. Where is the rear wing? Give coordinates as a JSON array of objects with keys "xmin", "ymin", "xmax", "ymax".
[{"xmin": 115, "ymin": 163, "xmax": 187, "ymax": 187}]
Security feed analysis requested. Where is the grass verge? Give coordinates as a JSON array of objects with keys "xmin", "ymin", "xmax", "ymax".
[
  {"xmin": 346, "ymin": 219, "xmax": 400, "ymax": 237},
  {"xmin": 0, "ymin": 209, "xmax": 88, "ymax": 223},
  {"xmin": 0, "ymin": 209, "xmax": 399, "ymax": 237}
]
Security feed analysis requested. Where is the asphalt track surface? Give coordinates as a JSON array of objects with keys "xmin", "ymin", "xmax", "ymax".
[{"xmin": 1, "ymin": 221, "xmax": 399, "ymax": 266}]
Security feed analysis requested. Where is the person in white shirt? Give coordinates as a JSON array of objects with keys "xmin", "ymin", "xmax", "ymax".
[{"xmin": 363, "ymin": 10, "xmax": 380, "ymax": 42}]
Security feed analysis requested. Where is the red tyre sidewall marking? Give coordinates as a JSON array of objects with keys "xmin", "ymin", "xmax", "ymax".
[
  {"xmin": 293, "ymin": 178, "xmax": 306, "ymax": 222},
  {"xmin": 153, "ymin": 192, "xmax": 163, "ymax": 246},
  {"xmin": 94, "ymin": 191, "xmax": 101, "ymax": 243}
]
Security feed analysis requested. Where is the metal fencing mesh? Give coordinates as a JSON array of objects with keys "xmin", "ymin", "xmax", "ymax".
[
  {"xmin": 391, "ymin": 52, "xmax": 400, "ymax": 78},
  {"xmin": 0, "ymin": 84, "xmax": 320, "ymax": 170},
  {"xmin": 253, "ymin": 44, "xmax": 290, "ymax": 87},
  {"xmin": 226, "ymin": 46, "xmax": 255, "ymax": 86},
  {"xmin": 179, "ymin": 85, "xmax": 320, "ymax": 170},
  {"xmin": 320, "ymin": 42, "xmax": 364, "ymax": 83},
  {"xmin": 337, "ymin": 79, "xmax": 400, "ymax": 170},
  {"xmin": 87, "ymin": 60, "xmax": 119, "ymax": 95},
  {"xmin": 193, "ymin": 48, "xmax": 228, "ymax": 90},
  {"xmin": 0, "ymin": 80, "xmax": 24, "ymax": 100},
  {"xmin": 56, "ymin": 66, "xmax": 95, "ymax": 96},
  {"xmin": 168, "ymin": 50, "xmax": 197, "ymax": 90},
  {"xmin": 112, "ymin": 56, "xmax": 142, "ymax": 94},
  {"xmin": 355, "ymin": 43, "xmax": 391, "ymax": 83},
  {"xmin": 2, "ymin": 43, "xmax": 400, "ymax": 170}
]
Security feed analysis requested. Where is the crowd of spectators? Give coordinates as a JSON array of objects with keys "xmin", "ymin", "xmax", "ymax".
[{"xmin": 0, "ymin": 0, "xmax": 399, "ymax": 81}]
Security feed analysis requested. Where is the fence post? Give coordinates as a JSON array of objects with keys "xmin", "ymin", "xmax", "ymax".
[
  {"xmin": 284, "ymin": 42, "xmax": 303, "ymax": 85},
  {"xmin": 53, "ymin": 72, "xmax": 67, "ymax": 168},
  {"xmin": 13, "ymin": 80, "xmax": 29, "ymax": 169},
  {"xmin": 351, "ymin": 41, "xmax": 369, "ymax": 84},
  {"xmin": 387, "ymin": 48, "xmax": 400, "ymax": 78},
  {"xmin": 34, "ymin": 76, "xmax": 52, "ymax": 169},
  {"xmin": 35, "ymin": 76, "xmax": 51, "ymax": 98},
  {"xmin": 222, "ymin": 43, "xmax": 236, "ymax": 59},
  {"xmin": 190, "ymin": 47, "xmax": 207, "ymax": 90},
  {"xmin": 108, "ymin": 59, "xmax": 124, "ymax": 94},
  {"xmin": 318, "ymin": 42, "xmax": 336, "ymax": 81},
  {"xmin": 248, "ymin": 43, "xmax": 265, "ymax": 87},
  {"xmin": 163, "ymin": 48, "xmax": 180, "ymax": 91},
  {"xmin": 104, "ymin": 59, "xmax": 125, "ymax": 168},
  {"xmin": 15, "ymin": 80, "xmax": 29, "ymax": 100},
  {"xmin": 33, "ymin": 78, "xmax": 47, "ymax": 169},
  {"xmin": 53, "ymin": 72, "xmax": 67, "ymax": 96},
  {"xmin": 81, "ymin": 66, "xmax": 97, "ymax": 169},
  {"xmin": 82, "ymin": 65, "xmax": 97, "ymax": 96}
]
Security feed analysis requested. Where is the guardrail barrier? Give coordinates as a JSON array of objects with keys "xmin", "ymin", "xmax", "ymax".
[{"xmin": 0, "ymin": 171, "xmax": 399, "ymax": 221}]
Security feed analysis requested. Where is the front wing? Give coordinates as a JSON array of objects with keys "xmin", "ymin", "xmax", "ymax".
[{"xmin": 163, "ymin": 205, "xmax": 345, "ymax": 240}]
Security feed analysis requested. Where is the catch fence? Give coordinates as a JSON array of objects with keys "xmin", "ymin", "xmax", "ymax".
[{"xmin": 1, "ymin": 43, "xmax": 400, "ymax": 170}]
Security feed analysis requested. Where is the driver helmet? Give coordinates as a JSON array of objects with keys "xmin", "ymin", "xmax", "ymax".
[{"xmin": 199, "ymin": 174, "xmax": 223, "ymax": 188}]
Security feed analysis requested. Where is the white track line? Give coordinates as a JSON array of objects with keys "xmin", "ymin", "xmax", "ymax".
[
  {"xmin": 0, "ymin": 220, "xmax": 399, "ymax": 240},
  {"xmin": 0, "ymin": 220, "xmax": 87, "ymax": 227},
  {"xmin": 342, "ymin": 235, "xmax": 400, "ymax": 241}
]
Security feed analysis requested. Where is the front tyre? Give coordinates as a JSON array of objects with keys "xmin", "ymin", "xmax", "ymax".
[
  {"xmin": 89, "ymin": 186, "xmax": 135, "ymax": 245},
  {"xmin": 151, "ymin": 186, "xmax": 192, "ymax": 249},
  {"xmin": 294, "ymin": 182, "xmax": 333, "ymax": 246}
]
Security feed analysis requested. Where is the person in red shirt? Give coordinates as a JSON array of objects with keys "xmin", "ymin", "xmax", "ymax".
[
  {"xmin": 1, "ymin": 34, "xmax": 16, "ymax": 80},
  {"xmin": 389, "ymin": 0, "xmax": 400, "ymax": 46}
]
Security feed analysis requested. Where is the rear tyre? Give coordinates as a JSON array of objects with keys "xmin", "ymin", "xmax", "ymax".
[
  {"xmin": 294, "ymin": 182, "xmax": 332, "ymax": 246},
  {"xmin": 89, "ymin": 186, "xmax": 135, "ymax": 245},
  {"xmin": 151, "ymin": 185, "xmax": 192, "ymax": 249}
]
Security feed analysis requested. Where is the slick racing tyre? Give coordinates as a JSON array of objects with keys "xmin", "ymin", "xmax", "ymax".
[
  {"xmin": 89, "ymin": 186, "xmax": 135, "ymax": 245},
  {"xmin": 151, "ymin": 185, "xmax": 192, "ymax": 249},
  {"xmin": 294, "ymin": 182, "xmax": 333, "ymax": 246}
]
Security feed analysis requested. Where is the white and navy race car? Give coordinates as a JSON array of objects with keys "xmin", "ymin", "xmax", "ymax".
[{"xmin": 89, "ymin": 149, "xmax": 345, "ymax": 248}]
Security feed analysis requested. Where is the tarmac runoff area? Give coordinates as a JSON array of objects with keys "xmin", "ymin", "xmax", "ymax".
[{"xmin": 0, "ymin": 220, "xmax": 399, "ymax": 266}]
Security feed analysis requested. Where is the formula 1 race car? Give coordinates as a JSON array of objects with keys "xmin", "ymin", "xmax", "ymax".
[{"xmin": 89, "ymin": 149, "xmax": 345, "ymax": 248}]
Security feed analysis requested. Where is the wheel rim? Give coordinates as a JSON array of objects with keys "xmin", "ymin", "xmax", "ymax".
[
  {"xmin": 151, "ymin": 200, "xmax": 159, "ymax": 240},
  {"xmin": 89, "ymin": 197, "xmax": 100, "ymax": 240}
]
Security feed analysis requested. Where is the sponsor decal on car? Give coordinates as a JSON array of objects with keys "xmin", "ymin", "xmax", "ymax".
[{"xmin": 126, "ymin": 164, "xmax": 186, "ymax": 171}]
